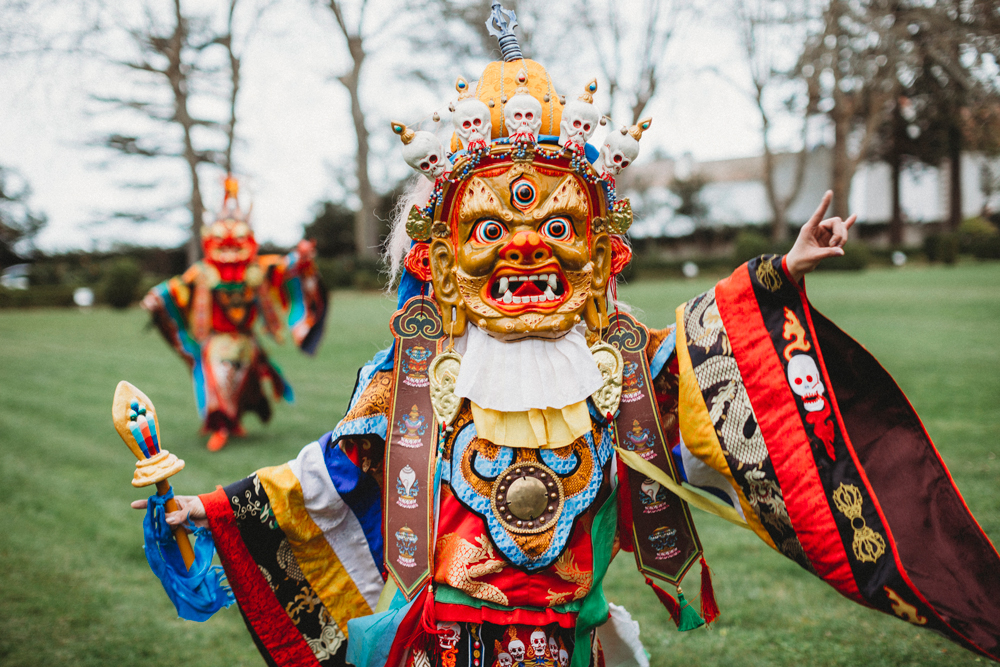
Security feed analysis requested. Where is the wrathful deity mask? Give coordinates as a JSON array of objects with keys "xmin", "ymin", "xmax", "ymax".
[
  {"xmin": 427, "ymin": 153, "xmax": 613, "ymax": 341},
  {"xmin": 201, "ymin": 177, "xmax": 258, "ymax": 270}
]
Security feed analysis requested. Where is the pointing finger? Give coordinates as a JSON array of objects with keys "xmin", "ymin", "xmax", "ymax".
[
  {"xmin": 807, "ymin": 191, "xmax": 833, "ymax": 228},
  {"xmin": 131, "ymin": 499, "xmax": 148, "ymax": 510}
]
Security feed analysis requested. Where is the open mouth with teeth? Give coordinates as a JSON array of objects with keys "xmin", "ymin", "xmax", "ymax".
[
  {"xmin": 210, "ymin": 244, "xmax": 255, "ymax": 265},
  {"xmin": 484, "ymin": 265, "xmax": 569, "ymax": 312}
]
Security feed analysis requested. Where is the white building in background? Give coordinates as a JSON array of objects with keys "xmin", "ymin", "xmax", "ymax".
[{"xmin": 622, "ymin": 147, "xmax": 999, "ymax": 243}]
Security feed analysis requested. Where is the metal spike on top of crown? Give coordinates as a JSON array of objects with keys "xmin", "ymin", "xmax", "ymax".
[{"xmin": 487, "ymin": 1, "xmax": 523, "ymax": 62}]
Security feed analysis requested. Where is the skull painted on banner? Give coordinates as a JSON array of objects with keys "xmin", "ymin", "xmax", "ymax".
[
  {"xmin": 497, "ymin": 652, "xmax": 513, "ymax": 667},
  {"xmin": 547, "ymin": 637, "xmax": 559, "ymax": 658},
  {"xmin": 558, "ymin": 648, "xmax": 569, "ymax": 667},
  {"xmin": 437, "ymin": 621, "xmax": 461, "ymax": 650},
  {"xmin": 507, "ymin": 639, "xmax": 526, "ymax": 662},
  {"xmin": 787, "ymin": 355, "xmax": 825, "ymax": 412},
  {"xmin": 529, "ymin": 629, "xmax": 547, "ymax": 657}
]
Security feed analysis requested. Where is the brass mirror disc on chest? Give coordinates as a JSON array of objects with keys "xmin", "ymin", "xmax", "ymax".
[
  {"xmin": 490, "ymin": 462, "xmax": 565, "ymax": 535},
  {"xmin": 507, "ymin": 476, "xmax": 547, "ymax": 520}
]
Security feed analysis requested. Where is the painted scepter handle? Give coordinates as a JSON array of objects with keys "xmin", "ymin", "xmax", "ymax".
[{"xmin": 112, "ymin": 381, "xmax": 196, "ymax": 570}]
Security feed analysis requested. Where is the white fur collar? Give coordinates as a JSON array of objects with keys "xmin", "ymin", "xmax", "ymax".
[{"xmin": 453, "ymin": 324, "xmax": 603, "ymax": 412}]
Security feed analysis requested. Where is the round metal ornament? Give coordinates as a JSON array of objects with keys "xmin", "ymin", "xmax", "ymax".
[{"xmin": 490, "ymin": 462, "xmax": 564, "ymax": 534}]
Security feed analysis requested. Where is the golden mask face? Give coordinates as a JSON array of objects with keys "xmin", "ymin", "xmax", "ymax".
[{"xmin": 429, "ymin": 160, "xmax": 612, "ymax": 340}]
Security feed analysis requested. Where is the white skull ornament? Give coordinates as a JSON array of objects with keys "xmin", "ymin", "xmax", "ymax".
[
  {"xmin": 559, "ymin": 80, "xmax": 600, "ymax": 153},
  {"xmin": 391, "ymin": 122, "xmax": 452, "ymax": 182},
  {"xmin": 504, "ymin": 93, "xmax": 542, "ymax": 143},
  {"xmin": 558, "ymin": 648, "xmax": 569, "ymax": 667},
  {"xmin": 453, "ymin": 77, "xmax": 492, "ymax": 151},
  {"xmin": 497, "ymin": 653, "xmax": 513, "ymax": 667},
  {"xmin": 437, "ymin": 621, "xmax": 461, "ymax": 650},
  {"xmin": 547, "ymin": 637, "xmax": 559, "ymax": 658},
  {"xmin": 787, "ymin": 354, "xmax": 826, "ymax": 412},
  {"xmin": 529, "ymin": 630, "xmax": 547, "ymax": 658},
  {"xmin": 594, "ymin": 118, "xmax": 651, "ymax": 182},
  {"xmin": 507, "ymin": 639, "xmax": 526, "ymax": 662},
  {"xmin": 503, "ymin": 70, "xmax": 542, "ymax": 144}
]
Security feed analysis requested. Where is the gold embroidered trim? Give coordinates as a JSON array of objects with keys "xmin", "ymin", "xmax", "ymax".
[
  {"xmin": 832, "ymin": 482, "xmax": 886, "ymax": 563},
  {"xmin": 755, "ymin": 255, "xmax": 782, "ymax": 292}
]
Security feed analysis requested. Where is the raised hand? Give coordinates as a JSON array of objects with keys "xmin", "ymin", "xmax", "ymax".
[
  {"xmin": 132, "ymin": 494, "xmax": 208, "ymax": 531},
  {"xmin": 785, "ymin": 190, "xmax": 857, "ymax": 283}
]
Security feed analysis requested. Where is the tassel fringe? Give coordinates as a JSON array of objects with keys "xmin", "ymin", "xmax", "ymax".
[
  {"xmin": 645, "ymin": 576, "xmax": 681, "ymax": 626},
  {"xmin": 676, "ymin": 589, "xmax": 705, "ymax": 631},
  {"xmin": 700, "ymin": 556, "xmax": 720, "ymax": 625}
]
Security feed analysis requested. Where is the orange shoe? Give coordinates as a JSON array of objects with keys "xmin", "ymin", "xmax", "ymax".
[{"xmin": 207, "ymin": 429, "xmax": 229, "ymax": 452}]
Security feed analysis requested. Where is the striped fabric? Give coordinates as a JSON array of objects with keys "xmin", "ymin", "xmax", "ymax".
[{"xmin": 257, "ymin": 440, "xmax": 385, "ymax": 631}]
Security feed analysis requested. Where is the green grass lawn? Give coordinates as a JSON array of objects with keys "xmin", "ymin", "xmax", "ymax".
[{"xmin": 1, "ymin": 263, "xmax": 998, "ymax": 667}]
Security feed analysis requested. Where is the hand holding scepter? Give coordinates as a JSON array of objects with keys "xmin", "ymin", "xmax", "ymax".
[{"xmin": 112, "ymin": 380, "xmax": 196, "ymax": 569}]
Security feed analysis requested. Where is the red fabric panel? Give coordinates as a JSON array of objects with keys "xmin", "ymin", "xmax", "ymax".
[
  {"xmin": 201, "ymin": 488, "xmax": 320, "ymax": 667},
  {"xmin": 434, "ymin": 601, "xmax": 578, "ymax": 629},
  {"xmin": 715, "ymin": 267, "xmax": 862, "ymax": 603}
]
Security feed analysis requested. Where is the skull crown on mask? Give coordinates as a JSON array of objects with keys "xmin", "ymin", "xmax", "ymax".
[
  {"xmin": 504, "ymin": 92, "xmax": 542, "ymax": 144},
  {"xmin": 558, "ymin": 80, "xmax": 600, "ymax": 153},
  {"xmin": 392, "ymin": 122, "xmax": 453, "ymax": 181}
]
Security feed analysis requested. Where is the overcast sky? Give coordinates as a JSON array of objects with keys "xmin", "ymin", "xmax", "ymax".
[{"xmin": 0, "ymin": 0, "xmax": 805, "ymax": 253}]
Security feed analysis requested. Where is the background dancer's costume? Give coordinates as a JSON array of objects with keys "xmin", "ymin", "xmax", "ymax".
[
  {"xmin": 142, "ymin": 7, "xmax": 1000, "ymax": 666},
  {"xmin": 143, "ymin": 178, "xmax": 327, "ymax": 451}
]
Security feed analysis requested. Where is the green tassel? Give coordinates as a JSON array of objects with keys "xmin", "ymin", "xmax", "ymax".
[{"xmin": 676, "ymin": 590, "xmax": 705, "ymax": 631}]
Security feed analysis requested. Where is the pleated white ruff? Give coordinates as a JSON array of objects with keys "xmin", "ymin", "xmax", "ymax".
[{"xmin": 453, "ymin": 324, "xmax": 603, "ymax": 412}]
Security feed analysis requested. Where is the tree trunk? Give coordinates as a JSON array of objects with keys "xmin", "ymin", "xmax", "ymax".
[
  {"xmin": 948, "ymin": 119, "xmax": 963, "ymax": 230},
  {"xmin": 889, "ymin": 101, "xmax": 903, "ymax": 246},
  {"xmin": 166, "ymin": 0, "xmax": 204, "ymax": 264},
  {"xmin": 187, "ymin": 167, "xmax": 205, "ymax": 264},
  {"xmin": 340, "ymin": 36, "xmax": 379, "ymax": 259},
  {"xmin": 831, "ymin": 109, "xmax": 852, "ymax": 220}
]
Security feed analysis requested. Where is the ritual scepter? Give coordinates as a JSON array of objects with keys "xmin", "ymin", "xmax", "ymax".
[{"xmin": 112, "ymin": 380, "xmax": 196, "ymax": 569}]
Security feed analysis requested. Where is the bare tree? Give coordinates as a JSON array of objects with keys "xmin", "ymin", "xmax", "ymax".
[
  {"xmin": 730, "ymin": 0, "xmax": 814, "ymax": 243},
  {"xmin": 320, "ymin": 0, "xmax": 386, "ymax": 260},
  {"xmin": 575, "ymin": 0, "xmax": 685, "ymax": 124},
  {"xmin": 798, "ymin": 0, "xmax": 897, "ymax": 221},
  {"xmin": 91, "ymin": 0, "xmax": 261, "ymax": 263}
]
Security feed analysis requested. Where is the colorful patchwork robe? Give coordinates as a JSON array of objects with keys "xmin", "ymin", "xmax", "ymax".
[
  {"xmin": 198, "ymin": 256, "xmax": 1000, "ymax": 666},
  {"xmin": 145, "ymin": 249, "xmax": 327, "ymax": 433}
]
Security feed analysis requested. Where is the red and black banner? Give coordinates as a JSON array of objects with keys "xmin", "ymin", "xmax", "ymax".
[{"xmin": 712, "ymin": 255, "xmax": 1000, "ymax": 661}]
